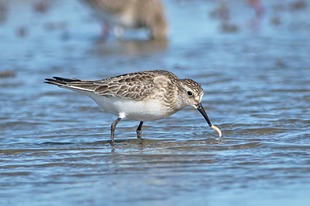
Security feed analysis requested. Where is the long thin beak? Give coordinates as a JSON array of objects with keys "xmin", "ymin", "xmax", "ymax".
[
  {"xmin": 195, "ymin": 103, "xmax": 222, "ymax": 137},
  {"xmin": 196, "ymin": 103, "xmax": 213, "ymax": 127}
]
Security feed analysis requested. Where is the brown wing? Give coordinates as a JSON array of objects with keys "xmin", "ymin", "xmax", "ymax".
[
  {"xmin": 84, "ymin": 0, "xmax": 129, "ymax": 13},
  {"xmin": 94, "ymin": 70, "xmax": 177, "ymax": 100},
  {"xmin": 45, "ymin": 70, "xmax": 178, "ymax": 101}
]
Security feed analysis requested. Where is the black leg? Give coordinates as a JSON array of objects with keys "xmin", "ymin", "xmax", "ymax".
[
  {"xmin": 110, "ymin": 117, "xmax": 121, "ymax": 145},
  {"xmin": 136, "ymin": 121, "xmax": 144, "ymax": 140}
]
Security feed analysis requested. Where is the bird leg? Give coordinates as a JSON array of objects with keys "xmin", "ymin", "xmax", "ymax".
[
  {"xmin": 136, "ymin": 121, "xmax": 144, "ymax": 141},
  {"xmin": 110, "ymin": 117, "xmax": 121, "ymax": 145},
  {"xmin": 101, "ymin": 20, "xmax": 110, "ymax": 40}
]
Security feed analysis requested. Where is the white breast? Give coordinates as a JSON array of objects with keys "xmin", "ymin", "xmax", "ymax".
[{"xmin": 87, "ymin": 93, "xmax": 173, "ymax": 121}]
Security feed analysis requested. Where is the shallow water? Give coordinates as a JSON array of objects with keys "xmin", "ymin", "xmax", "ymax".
[{"xmin": 1, "ymin": 0, "xmax": 310, "ymax": 205}]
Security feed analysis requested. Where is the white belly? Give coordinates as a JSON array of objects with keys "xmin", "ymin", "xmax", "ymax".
[{"xmin": 88, "ymin": 94, "xmax": 173, "ymax": 121}]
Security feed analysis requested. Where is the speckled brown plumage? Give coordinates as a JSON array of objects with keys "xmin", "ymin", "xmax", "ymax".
[{"xmin": 45, "ymin": 70, "xmax": 222, "ymax": 144}]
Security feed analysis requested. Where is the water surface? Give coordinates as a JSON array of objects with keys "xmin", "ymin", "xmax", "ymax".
[{"xmin": 0, "ymin": 0, "xmax": 310, "ymax": 205}]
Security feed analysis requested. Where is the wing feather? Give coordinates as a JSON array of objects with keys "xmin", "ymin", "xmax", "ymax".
[{"xmin": 45, "ymin": 70, "xmax": 177, "ymax": 101}]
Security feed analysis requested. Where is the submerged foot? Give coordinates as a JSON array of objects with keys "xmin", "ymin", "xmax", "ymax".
[
  {"xmin": 108, "ymin": 140, "xmax": 115, "ymax": 146},
  {"xmin": 136, "ymin": 131, "xmax": 144, "ymax": 144}
]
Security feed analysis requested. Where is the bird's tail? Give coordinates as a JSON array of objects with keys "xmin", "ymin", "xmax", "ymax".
[{"xmin": 45, "ymin": 77, "xmax": 98, "ymax": 92}]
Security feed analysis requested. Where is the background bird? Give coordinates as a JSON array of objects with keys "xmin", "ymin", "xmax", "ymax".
[{"xmin": 81, "ymin": 0, "xmax": 169, "ymax": 39}]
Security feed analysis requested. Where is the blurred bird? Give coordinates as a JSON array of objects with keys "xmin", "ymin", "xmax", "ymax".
[{"xmin": 81, "ymin": 0, "xmax": 168, "ymax": 39}]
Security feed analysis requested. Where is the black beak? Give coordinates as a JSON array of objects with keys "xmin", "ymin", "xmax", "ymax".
[
  {"xmin": 196, "ymin": 103, "xmax": 213, "ymax": 127},
  {"xmin": 196, "ymin": 103, "xmax": 222, "ymax": 137}
]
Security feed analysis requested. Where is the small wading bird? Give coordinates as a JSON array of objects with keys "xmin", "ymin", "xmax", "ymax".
[
  {"xmin": 45, "ymin": 70, "xmax": 222, "ymax": 145},
  {"xmin": 81, "ymin": 0, "xmax": 168, "ymax": 39}
]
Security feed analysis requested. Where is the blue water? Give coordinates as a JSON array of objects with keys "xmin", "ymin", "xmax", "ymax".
[{"xmin": 1, "ymin": 0, "xmax": 310, "ymax": 205}]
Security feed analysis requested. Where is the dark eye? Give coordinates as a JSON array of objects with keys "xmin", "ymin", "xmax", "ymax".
[{"xmin": 187, "ymin": 91, "xmax": 193, "ymax": 96}]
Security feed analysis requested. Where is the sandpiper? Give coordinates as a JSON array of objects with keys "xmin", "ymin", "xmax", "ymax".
[
  {"xmin": 81, "ymin": 0, "xmax": 168, "ymax": 39},
  {"xmin": 45, "ymin": 70, "xmax": 222, "ymax": 144}
]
